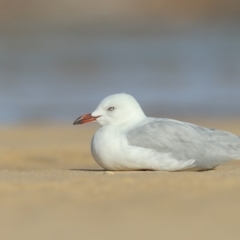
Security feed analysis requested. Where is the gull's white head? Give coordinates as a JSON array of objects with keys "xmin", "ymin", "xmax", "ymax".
[{"xmin": 73, "ymin": 93, "xmax": 146, "ymax": 126}]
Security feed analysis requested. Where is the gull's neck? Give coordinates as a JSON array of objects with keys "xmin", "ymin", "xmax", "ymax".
[{"xmin": 116, "ymin": 111, "xmax": 147, "ymax": 130}]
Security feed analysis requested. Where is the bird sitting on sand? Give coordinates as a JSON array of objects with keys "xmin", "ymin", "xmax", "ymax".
[{"xmin": 74, "ymin": 93, "xmax": 240, "ymax": 171}]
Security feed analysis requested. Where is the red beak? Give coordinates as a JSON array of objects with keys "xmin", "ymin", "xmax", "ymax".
[{"xmin": 73, "ymin": 113, "xmax": 100, "ymax": 125}]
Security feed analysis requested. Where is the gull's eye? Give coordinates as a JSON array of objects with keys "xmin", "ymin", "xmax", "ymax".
[{"xmin": 108, "ymin": 107, "xmax": 115, "ymax": 111}]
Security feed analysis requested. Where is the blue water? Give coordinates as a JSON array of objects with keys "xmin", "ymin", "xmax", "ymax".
[{"xmin": 0, "ymin": 26, "xmax": 240, "ymax": 124}]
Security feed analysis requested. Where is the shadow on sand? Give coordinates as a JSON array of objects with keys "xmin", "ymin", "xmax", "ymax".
[{"xmin": 69, "ymin": 169, "xmax": 105, "ymax": 172}]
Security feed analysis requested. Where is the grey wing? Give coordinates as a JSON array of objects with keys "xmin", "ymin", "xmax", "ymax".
[
  {"xmin": 127, "ymin": 119, "xmax": 240, "ymax": 170},
  {"xmin": 186, "ymin": 122, "xmax": 240, "ymax": 152}
]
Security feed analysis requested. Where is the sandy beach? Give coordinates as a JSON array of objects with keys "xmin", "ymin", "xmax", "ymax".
[{"xmin": 1, "ymin": 119, "xmax": 240, "ymax": 240}]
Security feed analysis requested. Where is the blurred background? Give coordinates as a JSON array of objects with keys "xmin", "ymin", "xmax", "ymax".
[
  {"xmin": 1, "ymin": 3, "xmax": 240, "ymax": 240},
  {"xmin": 0, "ymin": 0, "xmax": 240, "ymax": 125}
]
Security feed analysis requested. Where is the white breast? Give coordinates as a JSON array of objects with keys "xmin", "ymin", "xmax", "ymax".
[{"xmin": 91, "ymin": 126, "xmax": 129, "ymax": 170}]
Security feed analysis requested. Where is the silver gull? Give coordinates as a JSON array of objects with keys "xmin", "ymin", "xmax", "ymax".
[{"xmin": 74, "ymin": 93, "xmax": 240, "ymax": 171}]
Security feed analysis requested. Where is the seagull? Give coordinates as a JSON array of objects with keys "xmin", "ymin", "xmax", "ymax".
[{"xmin": 73, "ymin": 93, "xmax": 240, "ymax": 171}]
